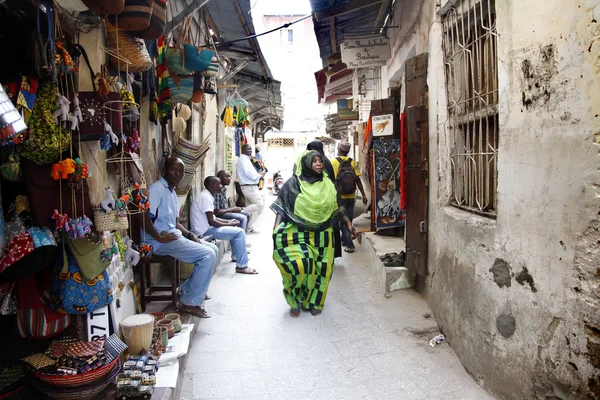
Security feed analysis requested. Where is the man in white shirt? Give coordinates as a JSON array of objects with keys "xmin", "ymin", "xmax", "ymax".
[
  {"xmin": 191, "ymin": 176, "xmax": 258, "ymax": 275},
  {"xmin": 236, "ymin": 144, "xmax": 264, "ymax": 231}
]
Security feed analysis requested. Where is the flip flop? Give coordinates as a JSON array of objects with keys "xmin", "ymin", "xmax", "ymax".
[{"xmin": 235, "ymin": 267, "xmax": 258, "ymax": 275}]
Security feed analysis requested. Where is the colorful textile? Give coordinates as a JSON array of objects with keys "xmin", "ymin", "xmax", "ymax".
[
  {"xmin": 272, "ymin": 222, "xmax": 334, "ymax": 311},
  {"xmin": 270, "ymin": 151, "xmax": 343, "ymax": 232},
  {"xmin": 213, "ymin": 186, "xmax": 228, "ymax": 211},
  {"xmin": 22, "ymin": 353, "xmax": 56, "ymax": 370},
  {"xmin": 156, "ymin": 36, "xmax": 172, "ymax": 122}
]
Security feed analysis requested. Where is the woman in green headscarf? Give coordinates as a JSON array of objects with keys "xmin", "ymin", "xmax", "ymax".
[{"xmin": 271, "ymin": 150, "xmax": 356, "ymax": 317}]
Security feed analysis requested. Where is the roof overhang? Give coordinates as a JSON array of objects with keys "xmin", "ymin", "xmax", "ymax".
[{"xmin": 315, "ymin": 61, "xmax": 353, "ymax": 104}]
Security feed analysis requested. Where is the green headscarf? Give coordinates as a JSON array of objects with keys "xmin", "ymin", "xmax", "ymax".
[{"xmin": 270, "ymin": 151, "xmax": 344, "ymax": 231}]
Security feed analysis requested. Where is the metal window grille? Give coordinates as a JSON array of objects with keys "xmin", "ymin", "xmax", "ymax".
[
  {"xmin": 443, "ymin": 0, "xmax": 499, "ymax": 217},
  {"xmin": 267, "ymin": 138, "xmax": 295, "ymax": 148}
]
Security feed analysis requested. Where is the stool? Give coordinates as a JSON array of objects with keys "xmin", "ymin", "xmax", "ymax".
[{"xmin": 138, "ymin": 255, "xmax": 181, "ymax": 310}]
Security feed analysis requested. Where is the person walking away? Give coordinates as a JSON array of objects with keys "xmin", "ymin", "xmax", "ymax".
[
  {"xmin": 306, "ymin": 140, "xmax": 342, "ymax": 259},
  {"xmin": 141, "ymin": 156, "xmax": 217, "ymax": 318},
  {"xmin": 214, "ymin": 170, "xmax": 252, "ymax": 232},
  {"xmin": 236, "ymin": 144, "xmax": 265, "ymax": 231},
  {"xmin": 332, "ymin": 141, "xmax": 367, "ymax": 253},
  {"xmin": 255, "ymin": 146, "xmax": 263, "ymax": 162},
  {"xmin": 191, "ymin": 177, "xmax": 258, "ymax": 275},
  {"xmin": 271, "ymin": 150, "xmax": 356, "ymax": 317}
]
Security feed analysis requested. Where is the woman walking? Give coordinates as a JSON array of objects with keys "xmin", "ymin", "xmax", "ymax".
[{"xmin": 271, "ymin": 150, "xmax": 356, "ymax": 317}]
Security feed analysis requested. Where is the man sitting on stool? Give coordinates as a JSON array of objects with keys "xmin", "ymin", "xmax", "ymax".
[
  {"xmin": 142, "ymin": 156, "xmax": 217, "ymax": 318},
  {"xmin": 214, "ymin": 170, "xmax": 252, "ymax": 232},
  {"xmin": 191, "ymin": 176, "xmax": 258, "ymax": 275}
]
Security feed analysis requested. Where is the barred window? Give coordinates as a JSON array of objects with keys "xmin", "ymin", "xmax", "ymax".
[{"xmin": 443, "ymin": 0, "xmax": 499, "ymax": 217}]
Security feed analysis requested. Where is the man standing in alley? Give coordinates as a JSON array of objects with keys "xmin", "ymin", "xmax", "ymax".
[
  {"xmin": 213, "ymin": 170, "xmax": 252, "ymax": 232},
  {"xmin": 255, "ymin": 146, "xmax": 263, "ymax": 162},
  {"xmin": 142, "ymin": 156, "xmax": 217, "ymax": 318},
  {"xmin": 332, "ymin": 140, "xmax": 368, "ymax": 253},
  {"xmin": 236, "ymin": 144, "xmax": 265, "ymax": 231},
  {"xmin": 191, "ymin": 176, "xmax": 258, "ymax": 275}
]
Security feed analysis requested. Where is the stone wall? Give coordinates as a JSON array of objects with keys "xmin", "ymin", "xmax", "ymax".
[{"xmin": 385, "ymin": 0, "xmax": 600, "ymax": 397}]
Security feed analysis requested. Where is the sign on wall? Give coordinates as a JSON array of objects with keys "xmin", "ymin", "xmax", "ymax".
[
  {"xmin": 372, "ymin": 114, "xmax": 393, "ymax": 137},
  {"xmin": 341, "ymin": 36, "xmax": 391, "ymax": 69},
  {"xmin": 337, "ymin": 99, "xmax": 359, "ymax": 121}
]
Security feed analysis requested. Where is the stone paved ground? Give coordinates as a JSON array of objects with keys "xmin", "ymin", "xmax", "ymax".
[{"xmin": 180, "ymin": 197, "xmax": 495, "ymax": 400}]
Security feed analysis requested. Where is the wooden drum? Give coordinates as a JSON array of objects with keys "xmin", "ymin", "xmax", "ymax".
[{"xmin": 120, "ymin": 314, "xmax": 154, "ymax": 355}]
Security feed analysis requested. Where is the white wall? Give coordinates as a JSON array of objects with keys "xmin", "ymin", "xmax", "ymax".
[{"xmin": 385, "ymin": 0, "xmax": 600, "ymax": 398}]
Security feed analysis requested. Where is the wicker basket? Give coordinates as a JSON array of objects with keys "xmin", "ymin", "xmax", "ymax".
[
  {"xmin": 30, "ymin": 361, "xmax": 120, "ymax": 400},
  {"xmin": 93, "ymin": 208, "xmax": 129, "ymax": 232},
  {"xmin": 31, "ymin": 356, "xmax": 119, "ymax": 388},
  {"xmin": 106, "ymin": 22, "xmax": 152, "ymax": 72}
]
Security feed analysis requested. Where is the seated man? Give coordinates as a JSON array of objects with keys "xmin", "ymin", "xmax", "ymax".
[
  {"xmin": 142, "ymin": 156, "xmax": 217, "ymax": 318},
  {"xmin": 191, "ymin": 176, "xmax": 258, "ymax": 275},
  {"xmin": 214, "ymin": 170, "xmax": 252, "ymax": 232}
]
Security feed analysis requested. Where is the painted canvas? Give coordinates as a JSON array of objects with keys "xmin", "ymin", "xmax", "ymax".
[{"xmin": 373, "ymin": 139, "xmax": 404, "ymax": 229}]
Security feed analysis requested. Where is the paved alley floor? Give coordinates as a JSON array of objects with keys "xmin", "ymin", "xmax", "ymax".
[{"xmin": 181, "ymin": 196, "xmax": 494, "ymax": 400}]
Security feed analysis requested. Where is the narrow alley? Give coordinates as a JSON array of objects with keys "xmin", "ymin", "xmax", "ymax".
[{"xmin": 180, "ymin": 198, "xmax": 493, "ymax": 400}]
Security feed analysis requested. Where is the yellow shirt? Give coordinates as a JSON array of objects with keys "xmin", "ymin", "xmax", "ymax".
[{"xmin": 332, "ymin": 156, "xmax": 361, "ymax": 199}]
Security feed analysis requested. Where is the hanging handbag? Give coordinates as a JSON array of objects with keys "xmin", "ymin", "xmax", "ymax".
[
  {"xmin": 0, "ymin": 147, "xmax": 23, "ymax": 182},
  {"xmin": 129, "ymin": 0, "xmax": 167, "ymax": 40},
  {"xmin": 106, "ymin": 22, "xmax": 153, "ymax": 72},
  {"xmin": 50, "ymin": 243, "xmax": 113, "ymax": 315},
  {"xmin": 201, "ymin": 56, "xmax": 219, "ymax": 77},
  {"xmin": 93, "ymin": 208, "xmax": 129, "ymax": 233},
  {"xmin": 17, "ymin": 271, "xmax": 70, "ymax": 339},
  {"xmin": 65, "ymin": 237, "xmax": 111, "ymax": 281},
  {"xmin": 74, "ymin": 44, "xmax": 123, "ymax": 140},
  {"xmin": 110, "ymin": 0, "xmax": 153, "ymax": 32},
  {"xmin": 20, "ymin": 81, "xmax": 71, "ymax": 165},
  {"xmin": 167, "ymin": 75, "xmax": 193, "ymax": 104},
  {"xmin": 203, "ymin": 76, "xmax": 217, "ymax": 95},
  {"xmin": 81, "ymin": 0, "xmax": 124, "ymax": 15},
  {"xmin": 191, "ymin": 73, "xmax": 204, "ymax": 103},
  {"xmin": 183, "ymin": 46, "xmax": 214, "ymax": 72}
]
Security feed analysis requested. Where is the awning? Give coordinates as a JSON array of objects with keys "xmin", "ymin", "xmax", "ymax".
[
  {"xmin": 314, "ymin": 61, "xmax": 353, "ymax": 104},
  {"xmin": 203, "ymin": 0, "xmax": 283, "ymax": 134},
  {"xmin": 309, "ymin": 0, "xmax": 392, "ymax": 66}
]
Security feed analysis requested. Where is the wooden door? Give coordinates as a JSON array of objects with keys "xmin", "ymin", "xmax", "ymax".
[{"xmin": 404, "ymin": 53, "xmax": 429, "ymax": 277}]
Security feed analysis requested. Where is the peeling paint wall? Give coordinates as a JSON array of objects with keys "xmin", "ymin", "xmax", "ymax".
[{"xmin": 386, "ymin": 0, "xmax": 600, "ymax": 398}]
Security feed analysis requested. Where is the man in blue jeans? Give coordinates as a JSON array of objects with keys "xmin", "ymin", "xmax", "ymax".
[
  {"xmin": 213, "ymin": 170, "xmax": 252, "ymax": 232},
  {"xmin": 142, "ymin": 156, "xmax": 217, "ymax": 318},
  {"xmin": 191, "ymin": 176, "xmax": 258, "ymax": 275}
]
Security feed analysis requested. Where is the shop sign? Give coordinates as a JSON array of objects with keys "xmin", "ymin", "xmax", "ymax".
[
  {"xmin": 337, "ymin": 99, "xmax": 358, "ymax": 121},
  {"xmin": 341, "ymin": 36, "xmax": 391, "ymax": 69},
  {"xmin": 87, "ymin": 305, "xmax": 110, "ymax": 341},
  {"xmin": 372, "ymin": 114, "xmax": 394, "ymax": 136}
]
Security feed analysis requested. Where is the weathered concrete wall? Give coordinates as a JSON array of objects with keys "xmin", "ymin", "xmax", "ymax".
[{"xmin": 422, "ymin": 0, "xmax": 600, "ymax": 398}]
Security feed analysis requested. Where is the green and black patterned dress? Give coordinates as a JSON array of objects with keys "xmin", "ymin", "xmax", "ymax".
[{"xmin": 271, "ymin": 151, "xmax": 345, "ymax": 313}]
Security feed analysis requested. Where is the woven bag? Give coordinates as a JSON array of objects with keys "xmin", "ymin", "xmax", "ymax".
[
  {"xmin": 165, "ymin": 47, "xmax": 192, "ymax": 75},
  {"xmin": 110, "ymin": 0, "xmax": 153, "ymax": 32},
  {"xmin": 106, "ymin": 22, "xmax": 152, "ymax": 72},
  {"xmin": 167, "ymin": 75, "xmax": 193, "ymax": 103},
  {"xmin": 128, "ymin": 0, "xmax": 167, "ymax": 40},
  {"xmin": 201, "ymin": 56, "xmax": 219, "ymax": 77},
  {"xmin": 93, "ymin": 208, "xmax": 129, "ymax": 232}
]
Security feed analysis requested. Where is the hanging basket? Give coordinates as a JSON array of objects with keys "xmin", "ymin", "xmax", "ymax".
[
  {"xmin": 106, "ymin": 22, "xmax": 152, "ymax": 72},
  {"xmin": 81, "ymin": 0, "xmax": 124, "ymax": 14}
]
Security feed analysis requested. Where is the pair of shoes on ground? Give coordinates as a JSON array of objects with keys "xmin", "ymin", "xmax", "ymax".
[{"xmin": 289, "ymin": 305, "xmax": 321, "ymax": 317}]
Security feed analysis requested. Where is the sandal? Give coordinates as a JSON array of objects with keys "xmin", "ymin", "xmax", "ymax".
[
  {"xmin": 235, "ymin": 267, "xmax": 258, "ymax": 275},
  {"xmin": 176, "ymin": 302, "xmax": 210, "ymax": 318}
]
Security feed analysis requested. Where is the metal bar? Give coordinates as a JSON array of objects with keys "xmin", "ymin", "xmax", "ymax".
[
  {"xmin": 165, "ymin": 0, "xmax": 212, "ymax": 35},
  {"xmin": 231, "ymin": 0, "xmax": 268, "ymax": 80},
  {"xmin": 219, "ymin": 60, "xmax": 250, "ymax": 83}
]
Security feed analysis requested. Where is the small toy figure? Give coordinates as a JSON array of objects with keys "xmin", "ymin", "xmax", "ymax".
[
  {"xmin": 123, "ymin": 236, "xmax": 140, "ymax": 266},
  {"xmin": 51, "ymin": 209, "xmax": 69, "ymax": 233},
  {"xmin": 100, "ymin": 188, "xmax": 116, "ymax": 212},
  {"xmin": 53, "ymin": 95, "xmax": 70, "ymax": 126}
]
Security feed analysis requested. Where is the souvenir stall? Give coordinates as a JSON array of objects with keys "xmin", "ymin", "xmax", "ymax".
[{"xmin": 0, "ymin": 0, "xmax": 213, "ymax": 398}]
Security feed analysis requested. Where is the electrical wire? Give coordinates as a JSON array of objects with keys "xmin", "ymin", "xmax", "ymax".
[{"xmin": 217, "ymin": 14, "xmax": 311, "ymax": 45}]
